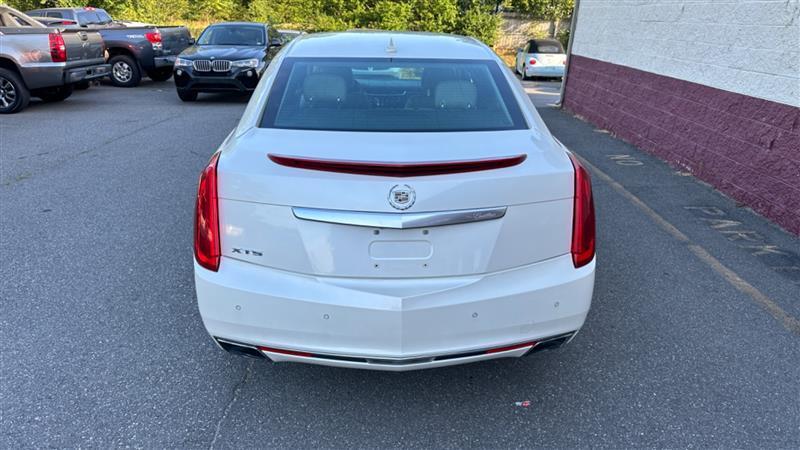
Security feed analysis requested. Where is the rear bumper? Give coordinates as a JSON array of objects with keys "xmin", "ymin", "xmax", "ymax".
[
  {"xmin": 64, "ymin": 63, "xmax": 110, "ymax": 84},
  {"xmin": 196, "ymin": 254, "xmax": 595, "ymax": 371},
  {"xmin": 154, "ymin": 56, "xmax": 177, "ymax": 69},
  {"xmin": 525, "ymin": 65, "xmax": 565, "ymax": 77}
]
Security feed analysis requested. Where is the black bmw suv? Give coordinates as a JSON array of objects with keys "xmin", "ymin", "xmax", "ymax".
[{"xmin": 173, "ymin": 22, "xmax": 282, "ymax": 101}]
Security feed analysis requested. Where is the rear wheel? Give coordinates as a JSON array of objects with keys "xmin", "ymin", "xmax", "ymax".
[
  {"xmin": 109, "ymin": 55, "xmax": 142, "ymax": 87},
  {"xmin": 0, "ymin": 68, "xmax": 30, "ymax": 114},
  {"xmin": 36, "ymin": 85, "xmax": 74, "ymax": 103},
  {"xmin": 147, "ymin": 68, "xmax": 173, "ymax": 82},
  {"xmin": 177, "ymin": 89, "xmax": 198, "ymax": 102}
]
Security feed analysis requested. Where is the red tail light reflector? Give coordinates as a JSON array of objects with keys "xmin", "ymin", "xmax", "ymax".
[
  {"xmin": 529, "ymin": 58, "xmax": 537, "ymax": 65},
  {"xmin": 568, "ymin": 153, "xmax": 596, "ymax": 268},
  {"xmin": 485, "ymin": 341, "xmax": 538, "ymax": 354},
  {"xmin": 257, "ymin": 346, "xmax": 314, "ymax": 357},
  {"xmin": 267, "ymin": 154, "xmax": 527, "ymax": 177},
  {"xmin": 49, "ymin": 33, "xmax": 67, "ymax": 63},
  {"xmin": 194, "ymin": 153, "xmax": 221, "ymax": 271}
]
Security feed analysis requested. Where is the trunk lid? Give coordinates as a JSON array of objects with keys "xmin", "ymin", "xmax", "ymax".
[{"xmin": 217, "ymin": 129, "xmax": 575, "ymax": 278}]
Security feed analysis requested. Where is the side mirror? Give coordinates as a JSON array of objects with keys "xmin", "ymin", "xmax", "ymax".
[
  {"xmin": 268, "ymin": 38, "xmax": 283, "ymax": 48},
  {"xmin": 188, "ymin": 37, "xmax": 196, "ymax": 45}
]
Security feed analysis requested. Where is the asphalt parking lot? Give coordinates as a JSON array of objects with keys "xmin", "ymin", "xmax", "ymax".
[{"xmin": 1, "ymin": 79, "xmax": 799, "ymax": 448}]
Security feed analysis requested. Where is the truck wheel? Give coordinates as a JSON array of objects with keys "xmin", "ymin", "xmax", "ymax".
[
  {"xmin": 109, "ymin": 55, "xmax": 142, "ymax": 87},
  {"xmin": 36, "ymin": 85, "xmax": 74, "ymax": 103},
  {"xmin": 177, "ymin": 89, "xmax": 198, "ymax": 102},
  {"xmin": 147, "ymin": 68, "xmax": 173, "ymax": 82},
  {"xmin": 0, "ymin": 68, "xmax": 30, "ymax": 114}
]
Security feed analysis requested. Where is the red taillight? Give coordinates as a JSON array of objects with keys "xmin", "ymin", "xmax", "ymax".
[
  {"xmin": 194, "ymin": 153, "xmax": 221, "ymax": 271},
  {"xmin": 568, "ymin": 153, "xmax": 596, "ymax": 268},
  {"xmin": 145, "ymin": 31, "xmax": 162, "ymax": 44},
  {"xmin": 145, "ymin": 31, "xmax": 163, "ymax": 50},
  {"xmin": 529, "ymin": 58, "xmax": 537, "ymax": 65},
  {"xmin": 48, "ymin": 33, "xmax": 67, "ymax": 63},
  {"xmin": 267, "ymin": 154, "xmax": 527, "ymax": 177}
]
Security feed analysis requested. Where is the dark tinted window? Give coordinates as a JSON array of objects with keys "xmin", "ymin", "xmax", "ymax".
[
  {"xmin": 261, "ymin": 58, "xmax": 527, "ymax": 132},
  {"xmin": 530, "ymin": 40, "xmax": 564, "ymax": 54},
  {"xmin": 76, "ymin": 9, "xmax": 111, "ymax": 25},
  {"xmin": 198, "ymin": 25, "xmax": 265, "ymax": 46}
]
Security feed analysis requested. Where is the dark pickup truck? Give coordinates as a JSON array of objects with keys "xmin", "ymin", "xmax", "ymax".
[
  {"xmin": 26, "ymin": 7, "xmax": 192, "ymax": 87},
  {"xmin": 0, "ymin": 5, "xmax": 109, "ymax": 113}
]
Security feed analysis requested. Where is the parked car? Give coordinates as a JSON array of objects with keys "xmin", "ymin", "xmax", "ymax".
[
  {"xmin": 26, "ymin": 7, "xmax": 192, "ymax": 87},
  {"xmin": 194, "ymin": 32, "xmax": 596, "ymax": 371},
  {"xmin": 0, "ymin": 5, "xmax": 109, "ymax": 114},
  {"xmin": 515, "ymin": 38, "xmax": 566, "ymax": 80},
  {"xmin": 173, "ymin": 22, "xmax": 282, "ymax": 102}
]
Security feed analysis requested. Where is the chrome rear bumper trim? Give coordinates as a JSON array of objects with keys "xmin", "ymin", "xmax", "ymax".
[{"xmin": 292, "ymin": 206, "xmax": 507, "ymax": 229}]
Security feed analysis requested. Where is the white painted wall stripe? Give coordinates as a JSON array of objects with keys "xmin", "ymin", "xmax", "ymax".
[{"xmin": 571, "ymin": 0, "xmax": 800, "ymax": 107}]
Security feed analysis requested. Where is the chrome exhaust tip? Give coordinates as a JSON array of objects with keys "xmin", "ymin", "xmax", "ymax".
[
  {"xmin": 525, "ymin": 331, "xmax": 576, "ymax": 356},
  {"xmin": 214, "ymin": 337, "xmax": 266, "ymax": 359}
]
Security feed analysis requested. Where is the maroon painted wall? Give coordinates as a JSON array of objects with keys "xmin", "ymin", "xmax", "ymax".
[{"xmin": 562, "ymin": 55, "xmax": 800, "ymax": 235}]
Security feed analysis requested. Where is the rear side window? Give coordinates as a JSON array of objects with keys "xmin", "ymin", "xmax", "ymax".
[{"xmin": 260, "ymin": 58, "xmax": 527, "ymax": 132}]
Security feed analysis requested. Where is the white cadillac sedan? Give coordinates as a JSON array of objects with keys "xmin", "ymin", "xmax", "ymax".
[{"xmin": 194, "ymin": 31, "xmax": 595, "ymax": 371}]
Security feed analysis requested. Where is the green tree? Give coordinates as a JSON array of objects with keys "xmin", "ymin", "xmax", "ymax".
[
  {"xmin": 509, "ymin": 0, "xmax": 574, "ymax": 37},
  {"xmin": 117, "ymin": 0, "xmax": 190, "ymax": 24},
  {"xmin": 410, "ymin": 0, "xmax": 458, "ymax": 33},
  {"xmin": 457, "ymin": 0, "xmax": 501, "ymax": 45}
]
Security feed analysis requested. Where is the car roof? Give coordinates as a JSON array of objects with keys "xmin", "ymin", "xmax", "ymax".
[
  {"xmin": 286, "ymin": 31, "xmax": 495, "ymax": 60},
  {"xmin": 207, "ymin": 22, "xmax": 266, "ymax": 27}
]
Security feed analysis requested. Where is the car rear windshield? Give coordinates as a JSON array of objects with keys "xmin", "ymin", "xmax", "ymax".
[
  {"xmin": 260, "ymin": 58, "xmax": 527, "ymax": 132},
  {"xmin": 532, "ymin": 41, "xmax": 564, "ymax": 54}
]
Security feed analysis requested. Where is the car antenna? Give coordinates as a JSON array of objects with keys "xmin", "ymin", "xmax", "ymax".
[{"xmin": 385, "ymin": 37, "xmax": 397, "ymax": 54}]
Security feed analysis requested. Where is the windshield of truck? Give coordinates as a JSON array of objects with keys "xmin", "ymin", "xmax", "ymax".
[{"xmin": 197, "ymin": 25, "xmax": 265, "ymax": 46}]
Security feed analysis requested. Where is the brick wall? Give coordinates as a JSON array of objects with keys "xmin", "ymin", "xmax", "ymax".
[
  {"xmin": 563, "ymin": 0, "xmax": 800, "ymax": 234},
  {"xmin": 570, "ymin": 0, "xmax": 799, "ymax": 107},
  {"xmin": 563, "ymin": 55, "xmax": 800, "ymax": 234}
]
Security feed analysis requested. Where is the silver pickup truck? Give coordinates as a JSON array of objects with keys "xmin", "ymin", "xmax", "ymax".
[{"xmin": 0, "ymin": 5, "xmax": 109, "ymax": 113}]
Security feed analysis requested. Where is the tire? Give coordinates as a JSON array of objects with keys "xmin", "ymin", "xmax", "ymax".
[
  {"xmin": 147, "ymin": 68, "xmax": 173, "ymax": 82},
  {"xmin": 36, "ymin": 85, "xmax": 73, "ymax": 103},
  {"xmin": 177, "ymin": 89, "xmax": 198, "ymax": 102},
  {"xmin": 74, "ymin": 80, "xmax": 91, "ymax": 90},
  {"xmin": 0, "ymin": 68, "xmax": 30, "ymax": 114},
  {"xmin": 109, "ymin": 55, "xmax": 142, "ymax": 87}
]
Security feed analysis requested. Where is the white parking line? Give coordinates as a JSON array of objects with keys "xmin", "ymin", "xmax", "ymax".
[{"xmin": 576, "ymin": 154, "xmax": 800, "ymax": 335}]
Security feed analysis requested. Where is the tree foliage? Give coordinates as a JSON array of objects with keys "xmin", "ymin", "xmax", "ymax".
[
  {"xmin": 6, "ymin": 0, "xmax": 503, "ymax": 45},
  {"xmin": 508, "ymin": 0, "xmax": 574, "ymax": 21}
]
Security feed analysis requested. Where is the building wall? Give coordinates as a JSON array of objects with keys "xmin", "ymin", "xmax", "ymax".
[{"xmin": 563, "ymin": 0, "xmax": 800, "ymax": 234}]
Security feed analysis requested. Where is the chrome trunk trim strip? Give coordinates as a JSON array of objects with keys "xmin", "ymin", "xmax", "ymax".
[{"xmin": 292, "ymin": 206, "xmax": 507, "ymax": 229}]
